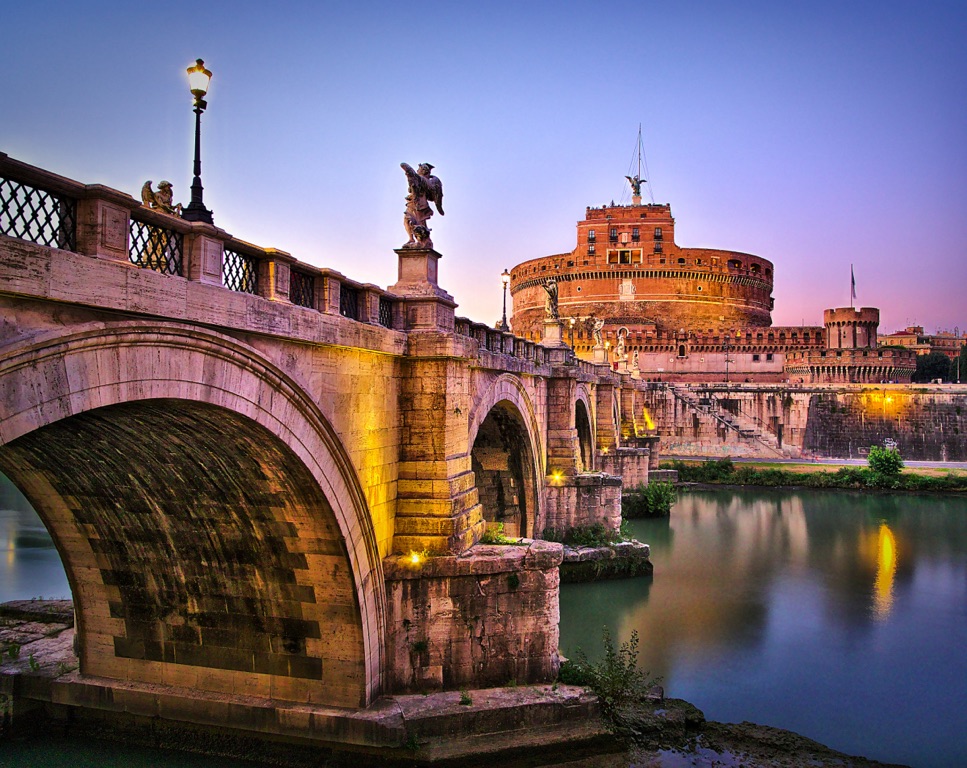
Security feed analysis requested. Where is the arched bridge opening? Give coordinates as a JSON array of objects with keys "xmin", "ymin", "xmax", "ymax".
[
  {"xmin": 470, "ymin": 401, "xmax": 539, "ymax": 539},
  {"xmin": 0, "ymin": 399, "xmax": 368, "ymax": 707},
  {"xmin": 575, "ymin": 399, "xmax": 594, "ymax": 472},
  {"xmin": 0, "ymin": 322, "xmax": 386, "ymax": 707}
]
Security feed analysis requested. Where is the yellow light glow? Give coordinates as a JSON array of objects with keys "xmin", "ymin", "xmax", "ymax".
[
  {"xmin": 873, "ymin": 523, "xmax": 897, "ymax": 621},
  {"xmin": 885, "ymin": 396, "xmax": 893, "ymax": 404},
  {"xmin": 641, "ymin": 406, "xmax": 656, "ymax": 431},
  {"xmin": 408, "ymin": 551, "xmax": 424, "ymax": 566}
]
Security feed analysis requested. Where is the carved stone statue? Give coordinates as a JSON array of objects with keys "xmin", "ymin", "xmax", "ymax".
[
  {"xmin": 542, "ymin": 278, "xmax": 559, "ymax": 320},
  {"xmin": 625, "ymin": 175, "xmax": 645, "ymax": 198},
  {"xmin": 616, "ymin": 329, "xmax": 626, "ymax": 360},
  {"xmin": 141, "ymin": 181, "xmax": 182, "ymax": 216},
  {"xmin": 401, "ymin": 163, "xmax": 444, "ymax": 249},
  {"xmin": 592, "ymin": 317, "xmax": 605, "ymax": 347},
  {"xmin": 633, "ymin": 350, "xmax": 639, "ymax": 370}
]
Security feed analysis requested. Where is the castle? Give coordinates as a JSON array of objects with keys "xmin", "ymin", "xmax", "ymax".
[{"xmin": 509, "ymin": 194, "xmax": 916, "ymax": 384}]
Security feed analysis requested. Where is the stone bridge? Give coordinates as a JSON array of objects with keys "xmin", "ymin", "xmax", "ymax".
[{"xmin": 0, "ymin": 153, "xmax": 657, "ymax": 718}]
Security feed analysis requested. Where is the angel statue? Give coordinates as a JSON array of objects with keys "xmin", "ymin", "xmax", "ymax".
[
  {"xmin": 625, "ymin": 175, "xmax": 646, "ymax": 199},
  {"xmin": 401, "ymin": 162, "xmax": 444, "ymax": 249},
  {"xmin": 592, "ymin": 317, "xmax": 605, "ymax": 348},
  {"xmin": 542, "ymin": 277, "xmax": 559, "ymax": 320},
  {"xmin": 141, "ymin": 181, "xmax": 182, "ymax": 216}
]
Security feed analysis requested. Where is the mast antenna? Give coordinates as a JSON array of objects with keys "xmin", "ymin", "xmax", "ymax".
[{"xmin": 624, "ymin": 124, "xmax": 655, "ymax": 204}]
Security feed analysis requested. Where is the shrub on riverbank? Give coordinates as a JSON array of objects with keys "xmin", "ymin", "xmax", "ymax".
[
  {"xmin": 558, "ymin": 628, "xmax": 659, "ymax": 718},
  {"xmin": 665, "ymin": 459, "xmax": 967, "ymax": 492},
  {"xmin": 622, "ymin": 481, "xmax": 677, "ymax": 518}
]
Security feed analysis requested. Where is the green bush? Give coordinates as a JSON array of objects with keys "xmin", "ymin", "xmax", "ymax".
[
  {"xmin": 622, "ymin": 481, "xmax": 677, "ymax": 518},
  {"xmin": 481, "ymin": 522, "xmax": 514, "ymax": 545},
  {"xmin": 558, "ymin": 628, "xmax": 657, "ymax": 718},
  {"xmin": 868, "ymin": 446, "xmax": 904, "ymax": 476}
]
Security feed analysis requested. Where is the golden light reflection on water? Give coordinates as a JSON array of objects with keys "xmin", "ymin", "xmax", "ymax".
[{"xmin": 873, "ymin": 522, "xmax": 897, "ymax": 620}]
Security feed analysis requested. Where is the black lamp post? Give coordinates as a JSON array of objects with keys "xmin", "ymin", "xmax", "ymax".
[
  {"xmin": 500, "ymin": 268, "xmax": 510, "ymax": 331},
  {"xmin": 182, "ymin": 59, "xmax": 214, "ymax": 225}
]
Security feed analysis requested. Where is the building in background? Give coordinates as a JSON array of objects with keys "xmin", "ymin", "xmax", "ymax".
[
  {"xmin": 507, "ymin": 186, "xmax": 923, "ymax": 384},
  {"xmin": 878, "ymin": 326, "xmax": 965, "ymax": 359}
]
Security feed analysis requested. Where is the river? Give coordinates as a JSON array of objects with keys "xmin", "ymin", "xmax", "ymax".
[
  {"xmin": 560, "ymin": 487, "xmax": 967, "ymax": 768},
  {"xmin": 3, "ymin": 474, "xmax": 966, "ymax": 766}
]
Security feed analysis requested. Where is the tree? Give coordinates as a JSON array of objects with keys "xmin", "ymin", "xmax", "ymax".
[
  {"xmin": 955, "ymin": 344, "xmax": 967, "ymax": 384},
  {"xmin": 911, "ymin": 351, "xmax": 951, "ymax": 383}
]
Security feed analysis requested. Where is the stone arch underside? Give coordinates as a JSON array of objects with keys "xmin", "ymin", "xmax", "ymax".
[
  {"xmin": 0, "ymin": 322, "xmax": 384, "ymax": 707},
  {"xmin": 468, "ymin": 376, "xmax": 543, "ymax": 539},
  {"xmin": 575, "ymin": 397, "xmax": 594, "ymax": 471}
]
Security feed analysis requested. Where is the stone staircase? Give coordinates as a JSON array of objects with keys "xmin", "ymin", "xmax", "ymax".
[{"xmin": 669, "ymin": 385, "xmax": 786, "ymax": 458}]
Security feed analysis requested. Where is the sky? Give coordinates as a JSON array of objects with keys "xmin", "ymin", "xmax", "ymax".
[{"xmin": 2, "ymin": 0, "xmax": 965, "ymax": 335}]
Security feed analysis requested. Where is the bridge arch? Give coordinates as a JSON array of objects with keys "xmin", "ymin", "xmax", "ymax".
[
  {"xmin": 574, "ymin": 388, "xmax": 594, "ymax": 472},
  {"xmin": 468, "ymin": 375, "xmax": 544, "ymax": 539},
  {"xmin": 0, "ymin": 321, "xmax": 384, "ymax": 707}
]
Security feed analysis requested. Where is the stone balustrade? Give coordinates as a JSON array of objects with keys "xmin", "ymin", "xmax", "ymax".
[{"xmin": 0, "ymin": 152, "xmax": 401, "ymax": 330}]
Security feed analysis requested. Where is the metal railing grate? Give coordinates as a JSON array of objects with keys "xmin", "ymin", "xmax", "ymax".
[
  {"xmin": 223, "ymin": 248, "xmax": 259, "ymax": 294},
  {"xmin": 340, "ymin": 284, "xmax": 360, "ymax": 320},
  {"xmin": 129, "ymin": 219, "xmax": 183, "ymax": 276},
  {"xmin": 0, "ymin": 176, "xmax": 76, "ymax": 250},
  {"xmin": 290, "ymin": 270, "xmax": 315, "ymax": 308},
  {"xmin": 378, "ymin": 297, "xmax": 393, "ymax": 328}
]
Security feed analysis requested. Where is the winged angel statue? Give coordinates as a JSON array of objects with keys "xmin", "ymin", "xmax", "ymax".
[
  {"xmin": 141, "ymin": 181, "xmax": 182, "ymax": 216},
  {"xmin": 401, "ymin": 162, "xmax": 444, "ymax": 248}
]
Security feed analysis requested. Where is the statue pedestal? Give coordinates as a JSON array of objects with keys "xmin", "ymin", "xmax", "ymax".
[
  {"xmin": 542, "ymin": 319, "xmax": 567, "ymax": 348},
  {"xmin": 593, "ymin": 345, "xmax": 608, "ymax": 364},
  {"xmin": 389, "ymin": 247, "xmax": 456, "ymax": 331}
]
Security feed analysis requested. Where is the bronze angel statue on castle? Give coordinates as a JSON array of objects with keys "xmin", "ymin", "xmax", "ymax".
[{"xmin": 401, "ymin": 162, "xmax": 444, "ymax": 249}]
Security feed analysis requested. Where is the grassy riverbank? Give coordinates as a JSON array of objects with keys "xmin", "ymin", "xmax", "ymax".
[{"xmin": 665, "ymin": 457, "xmax": 967, "ymax": 492}]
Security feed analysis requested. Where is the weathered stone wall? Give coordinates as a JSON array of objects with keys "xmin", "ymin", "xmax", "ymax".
[
  {"xmin": 642, "ymin": 383, "xmax": 967, "ymax": 460},
  {"xmin": 543, "ymin": 475, "xmax": 622, "ymax": 534},
  {"xmin": 383, "ymin": 542, "xmax": 562, "ymax": 693},
  {"xmin": 803, "ymin": 389, "xmax": 967, "ymax": 461}
]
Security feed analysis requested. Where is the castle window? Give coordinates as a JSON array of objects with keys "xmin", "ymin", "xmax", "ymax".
[
  {"xmin": 753, "ymin": 354, "xmax": 760, "ymax": 362},
  {"xmin": 697, "ymin": 285, "xmax": 703, "ymax": 291},
  {"xmin": 728, "ymin": 259, "xmax": 742, "ymax": 269},
  {"xmin": 678, "ymin": 344, "xmax": 686, "ymax": 358},
  {"xmin": 766, "ymin": 353, "xmax": 774, "ymax": 362},
  {"xmin": 588, "ymin": 243, "xmax": 596, "ymax": 255},
  {"xmin": 619, "ymin": 250, "xmax": 632, "ymax": 264},
  {"xmin": 654, "ymin": 242, "xmax": 663, "ymax": 253},
  {"xmin": 567, "ymin": 260, "xmax": 574, "ymax": 267},
  {"xmin": 677, "ymin": 257, "xmax": 685, "ymax": 265},
  {"xmin": 588, "ymin": 230, "xmax": 596, "ymax": 242},
  {"xmin": 654, "ymin": 227, "xmax": 663, "ymax": 240},
  {"xmin": 751, "ymin": 264, "xmax": 761, "ymax": 274},
  {"xmin": 609, "ymin": 228, "xmax": 618, "ymax": 243},
  {"xmin": 632, "ymin": 227, "xmax": 640, "ymax": 242}
]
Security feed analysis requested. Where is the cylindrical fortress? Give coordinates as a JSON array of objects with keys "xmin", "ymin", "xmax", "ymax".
[{"xmin": 509, "ymin": 203, "xmax": 774, "ymax": 341}]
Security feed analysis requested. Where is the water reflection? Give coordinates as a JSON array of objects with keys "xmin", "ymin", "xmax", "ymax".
[
  {"xmin": 0, "ymin": 472, "xmax": 71, "ymax": 603},
  {"xmin": 560, "ymin": 488, "xmax": 967, "ymax": 768},
  {"xmin": 872, "ymin": 523, "xmax": 896, "ymax": 620}
]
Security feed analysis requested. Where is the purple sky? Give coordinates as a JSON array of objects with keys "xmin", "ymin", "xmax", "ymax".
[{"xmin": 3, "ymin": 1, "xmax": 964, "ymax": 334}]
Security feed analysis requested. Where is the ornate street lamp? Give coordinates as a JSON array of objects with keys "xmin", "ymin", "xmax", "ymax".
[
  {"xmin": 500, "ymin": 268, "xmax": 510, "ymax": 331},
  {"xmin": 182, "ymin": 59, "xmax": 214, "ymax": 225}
]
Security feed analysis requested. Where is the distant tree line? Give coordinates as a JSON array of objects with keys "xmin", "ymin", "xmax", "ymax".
[{"xmin": 911, "ymin": 347, "xmax": 967, "ymax": 383}]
